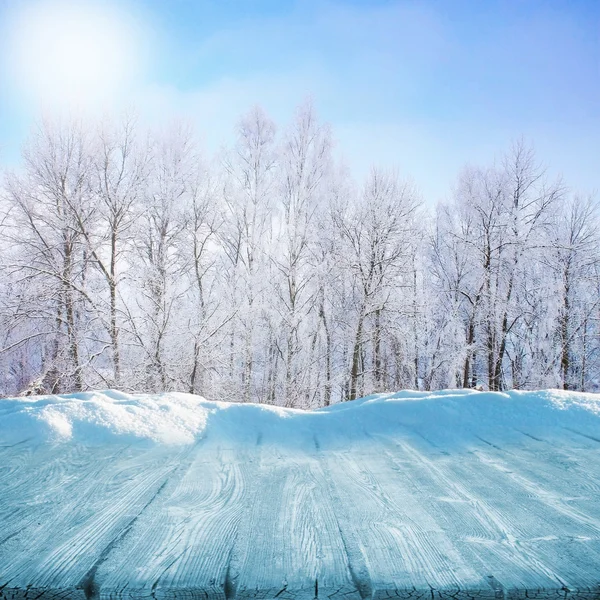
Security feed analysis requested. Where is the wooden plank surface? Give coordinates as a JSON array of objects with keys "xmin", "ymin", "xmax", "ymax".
[{"xmin": 1, "ymin": 411, "xmax": 600, "ymax": 600}]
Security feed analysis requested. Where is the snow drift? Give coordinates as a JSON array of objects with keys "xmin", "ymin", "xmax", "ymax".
[{"xmin": 1, "ymin": 388, "xmax": 599, "ymax": 447}]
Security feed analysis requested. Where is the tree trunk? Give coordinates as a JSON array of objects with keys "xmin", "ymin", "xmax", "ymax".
[
  {"xmin": 109, "ymin": 229, "xmax": 120, "ymax": 386},
  {"xmin": 63, "ymin": 240, "xmax": 82, "ymax": 391},
  {"xmin": 373, "ymin": 308, "xmax": 382, "ymax": 391},
  {"xmin": 319, "ymin": 300, "xmax": 332, "ymax": 406},
  {"xmin": 462, "ymin": 319, "xmax": 475, "ymax": 388},
  {"xmin": 560, "ymin": 281, "xmax": 571, "ymax": 390},
  {"xmin": 349, "ymin": 313, "xmax": 364, "ymax": 401}
]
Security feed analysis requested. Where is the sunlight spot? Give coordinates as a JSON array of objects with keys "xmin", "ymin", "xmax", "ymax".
[{"xmin": 3, "ymin": 0, "xmax": 147, "ymax": 112}]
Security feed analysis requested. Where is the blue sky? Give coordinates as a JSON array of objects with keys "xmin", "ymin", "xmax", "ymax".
[{"xmin": 0, "ymin": 0, "xmax": 598, "ymax": 202}]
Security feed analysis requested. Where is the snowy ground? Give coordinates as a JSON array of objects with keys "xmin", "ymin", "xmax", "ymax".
[{"xmin": 1, "ymin": 389, "xmax": 600, "ymax": 600}]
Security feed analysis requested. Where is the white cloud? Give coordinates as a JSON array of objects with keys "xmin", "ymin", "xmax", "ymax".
[{"xmin": 2, "ymin": 0, "xmax": 148, "ymax": 113}]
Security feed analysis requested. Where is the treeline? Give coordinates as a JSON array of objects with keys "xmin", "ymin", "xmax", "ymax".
[{"xmin": 0, "ymin": 102, "xmax": 598, "ymax": 405}]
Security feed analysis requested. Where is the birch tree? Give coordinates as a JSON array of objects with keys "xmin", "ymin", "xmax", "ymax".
[
  {"xmin": 334, "ymin": 169, "xmax": 419, "ymax": 399},
  {"xmin": 3, "ymin": 120, "xmax": 93, "ymax": 393},
  {"xmin": 273, "ymin": 101, "xmax": 332, "ymax": 406},
  {"xmin": 545, "ymin": 195, "xmax": 600, "ymax": 389},
  {"xmin": 221, "ymin": 106, "xmax": 277, "ymax": 402}
]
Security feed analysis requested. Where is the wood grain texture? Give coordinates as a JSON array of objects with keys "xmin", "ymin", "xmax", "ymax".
[{"xmin": 1, "ymin": 411, "xmax": 600, "ymax": 600}]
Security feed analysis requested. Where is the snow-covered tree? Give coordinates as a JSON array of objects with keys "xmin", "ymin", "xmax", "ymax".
[{"xmin": 1, "ymin": 110, "xmax": 597, "ymax": 402}]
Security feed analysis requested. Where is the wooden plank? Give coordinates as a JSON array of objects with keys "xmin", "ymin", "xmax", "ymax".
[
  {"xmin": 314, "ymin": 432, "xmax": 493, "ymax": 599},
  {"xmin": 94, "ymin": 442, "xmax": 252, "ymax": 600},
  {"xmin": 231, "ymin": 434, "xmax": 359, "ymax": 600},
  {"xmin": 0, "ymin": 444, "xmax": 187, "ymax": 598},
  {"xmin": 371, "ymin": 426, "xmax": 600, "ymax": 593},
  {"xmin": 1, "ymin": 410, "xmax": 600, "ymax": 600}
]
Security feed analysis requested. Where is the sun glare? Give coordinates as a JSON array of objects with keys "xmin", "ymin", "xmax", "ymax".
[{"xmin": 4, "ymin": 0, "xmax": 145, "ymax": 111}]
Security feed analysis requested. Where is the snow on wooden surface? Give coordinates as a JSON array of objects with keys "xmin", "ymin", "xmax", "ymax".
[{"xmin": 1, "ymin": 389, "xmax": 600, "ymax": 599}]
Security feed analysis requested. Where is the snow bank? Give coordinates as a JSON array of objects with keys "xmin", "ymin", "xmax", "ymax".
[
  {"xmin": 0, "ymin": 388, "xmax": 599, "ymax": 446},
  {"xmin": 0, "ymin": 390, "xmax": 210, "ymax": 445}
]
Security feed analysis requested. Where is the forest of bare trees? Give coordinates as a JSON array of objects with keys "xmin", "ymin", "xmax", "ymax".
[{"xmin": 0, "ymin": 102, "xmax": 598, "ymax": 405}]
